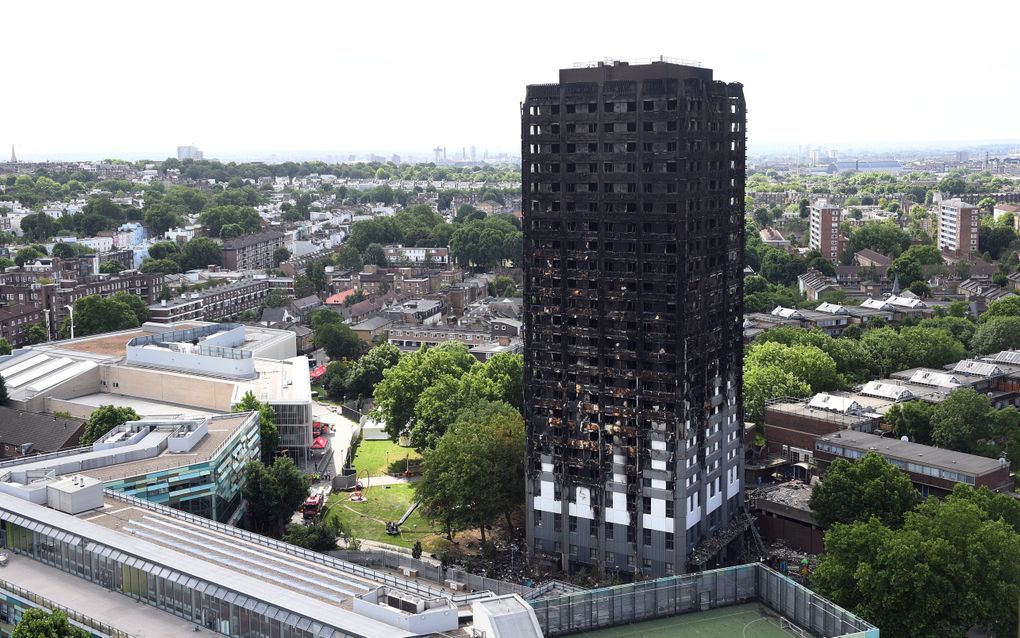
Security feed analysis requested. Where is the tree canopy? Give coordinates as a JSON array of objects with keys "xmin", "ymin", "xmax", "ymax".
[
  {"xmin": 415, "ymin": 400, "xmax": 525, "ymax": 543},
  {"xmin": 233, "ymin": 390, "xmax": 280, "ymax": 464},
  {"xmin": 372, "ymin": 342, "xmax": 482, "ymax": 440},
  {"xmin": 809, "ymin": 452, "xmax": 919, "ymax": 528},
  {"xmin": 971, "ymin": 316, "xmax": 1020, "ymax": 354},
  {"xmin": 745, "ymin": 341, "xmax": 837, "ymax": 393},
  {"xmin": 930, "ymin": 388, "xmax": 993, "ymax": 453},
  {"xmin": 62, "ymin": 294, "xmax": 143, "ymax": 338},
  {"xmin": 80, "ymin": 405, "xmax": 140, "ymax": 445},
  {"xmin": 743, "ymin": 364, "xmax": 811, "ymax": 424},
  {"xmin": 13, "ymin": 609, "xmax": 90, "ymax": 638},
  {"xmin": 242, "ymin": 457, "xmax": 310, "ymax": 537},
  {"xmin": 310, "ymin": 310, "xmax": 362, "ymax": 361},
  {"xmin": 813, "ymin": 485, "xmax": 1020, "ymax": 638}
]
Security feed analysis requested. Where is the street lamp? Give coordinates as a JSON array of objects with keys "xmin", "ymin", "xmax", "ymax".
[{"xmin": 64, "ymin": 304, "xmax": 74, "ymax": 340}]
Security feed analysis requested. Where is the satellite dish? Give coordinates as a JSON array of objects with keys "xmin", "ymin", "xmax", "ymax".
[{"xmin": 900, "ymin": 436, "xmax": 909, "ymax": 442}]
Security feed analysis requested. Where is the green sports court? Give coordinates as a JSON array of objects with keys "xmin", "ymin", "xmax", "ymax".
[{"xmin": 573, "ymin": 603, "xmax": 808, "ymax": 638}]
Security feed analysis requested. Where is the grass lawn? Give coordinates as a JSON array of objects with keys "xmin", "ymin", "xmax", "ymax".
[
  {"xmin": 326, "ymin": 482, "xmax": 442, "ymax": 550},
  {"xmin": 352, "ymin": 440, "xmax": 421, "ymax": 477}
]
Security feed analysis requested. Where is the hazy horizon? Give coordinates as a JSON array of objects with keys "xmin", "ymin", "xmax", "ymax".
[{"xmin": 4, "ymin": 0, "xmax": 1019, "ymax": 162}]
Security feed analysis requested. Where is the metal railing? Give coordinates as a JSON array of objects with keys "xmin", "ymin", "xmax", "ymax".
[
  {"xmin": 103, "ymin": 490, "xmax": 495, "ymax": 602},
  {"xmin": 0, "ymin": 577, "xmax": 136, "ymax": 637}
]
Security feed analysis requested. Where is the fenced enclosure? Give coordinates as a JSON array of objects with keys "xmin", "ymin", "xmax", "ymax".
[{"xmin": 528, "ymin": 563, "xmax": 878, "ymax": 638}]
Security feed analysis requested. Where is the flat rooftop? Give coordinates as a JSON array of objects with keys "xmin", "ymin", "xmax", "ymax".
[
  {"xmin": 1, "ymin": 414, "xmax": 250, "ymax": 482},
  {"xmin": 0, "ymin": 555, "xmax": 201, "ymax": 637},
  {"xmin": 66, "ymin": 392, "xmax": 218, "ymax": 418},
  {"xmin": 817, "ymin": 429, "xmax": 1006, "ymax": 476},
  {"xmin": 575, "ymin": 603, "xmax": 803, "ymax": 638},
  {"xmin": 82, "ymin": 414, "xmax": 249, "ymax": 482},
  {"xmin": 53, "ymin": 329, "xmax": 147, "ymax": 358},
  {"xmin": 0, "ymin": 490, "xmax": 416, "ymax": 638}
]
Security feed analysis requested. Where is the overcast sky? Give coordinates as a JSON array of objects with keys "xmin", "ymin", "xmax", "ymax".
[{"xmin": 4, "ymin": 0, "xmax": 1018, "ymax": 161}]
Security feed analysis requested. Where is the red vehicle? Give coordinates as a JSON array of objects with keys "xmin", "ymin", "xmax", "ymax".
[{"xmin": 302, "ymin": 492, "xmax": 323, "ymax": 520}]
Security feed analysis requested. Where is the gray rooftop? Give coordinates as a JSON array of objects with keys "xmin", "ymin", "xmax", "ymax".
[
  {"xmin": 817, "ymin": 429, "xmax": 1005, "ymax": 476},
  {"xmin": 0, "ymin": 406, "xmax": 84, "ymax": 452}
]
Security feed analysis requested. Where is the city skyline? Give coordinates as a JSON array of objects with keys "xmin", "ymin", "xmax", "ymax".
[{"xmin": 3, "ymin": 0, "xmax": 1019, "ymax": 161}]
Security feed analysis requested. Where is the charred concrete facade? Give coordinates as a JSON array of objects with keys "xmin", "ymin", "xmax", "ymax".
[{"xmin": 522, "ymin": 60, "xmax": 746, "ymax": 579}]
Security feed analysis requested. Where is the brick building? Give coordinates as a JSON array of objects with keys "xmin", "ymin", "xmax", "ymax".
[{"xmin": 220, "ymin": 230, "xmax": 286, "ymax": 270}]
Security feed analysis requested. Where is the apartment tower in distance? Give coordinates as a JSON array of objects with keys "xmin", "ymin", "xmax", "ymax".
[
  {"xmin": 808, "ymin": 199, "xmax": 844, "ymax": 261},
  {"xmin": 522, "ymin": 59, "xmax": 746, "ymax": 579}
]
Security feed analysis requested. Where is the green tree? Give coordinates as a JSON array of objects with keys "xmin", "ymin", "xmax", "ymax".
[
  {"xmin": 99, "ymin": 260, "xmax": 124, "ymax": 275},
  {"xmin": 334, "ymin": 245, "xmax": 364, "ymax": 271},
  {"xmin": 13, "ymin": 246, "xmax": 45, "ymax": 267},
  {"xmin": 743, "ymin": 364, "xmax": 811, "ymax": 424},
  {"xmin": 234, "ymin": 390, "xmax": 280, "ymax": 464},
  {"xmin": 198, "ymin": 205, "xmax": 261, "ymax": 237},
  {"xmin": 242, "ymin": 457, "xmax": 310, "ymax": 537},
  {"xmin": 284, "ymin": 514, "xmax": 340, "ymax": 551},
  {"xmin": 180, "ymin": 237, "xmax": 222, "ymax": 271},
  {"xmin": 220, "ymin": 223, "xmax": 244, "ymax": 239},
  {"xmin": 147, "ymin": 241, "xmax": 181, "ymax": 262},
  {"xmin": 886, "ymin": 255, "xmax": 924, "ymax": 287},
  {"xmin": 931, "ymin": 388, "xmax": 993, "ymax": 453},
  {"xmin": 0, "ymin": 374, "xmax": 7, "ymax": 404},
  {"xmin": 12, "ymin": 609, "xmax": 89, "ymax": 638},
  {"xmin": 813, "ymin": 486, "xmax": 1020, "ymax": 638},
  {"xmin": 918, "ymin": 316, "xmax": 977, "ymax": 350},
  {"xmin": 139, "ymin": 258, "xmax": 182, "ymax": 274},
  {"xmin": 899, "ymin": 243, "xmax": 943, "ymax": 265},
  {"xmin": 978, "ymin": 296, "xmax": 1020, "ymax": 323},
  {"xmin": 313, "ymin": 317, "xmax": 362, "ymax": 361},
  {"xmin": 0, "ymin": 338, "xmax": 10, "ymax": 356},
  {"xmin": 80, "ymin": 405, "xmax": 140, "ymax": 445},
  {"xmin": 809, "ymin": 452, "xmax": 919, "ymax": 528},
  {"xmin": 978, "ymin": 223, "xmax": 1017, "ymax": 260},
  {"xmin": 409, "ymin": 355, "xmax": 523, "ymax": 449},
  {"xmin": 847, "ymin": 220, "xmax": 911, "ymax": 256},
  {"xmin": 860, "ymin": 328, "xmax": 908, "ymax": 376},
  {"xmin": 23, "ymin": 323, "xmax": 47, "ymax": 345},
  {"xmin": 745, "ymin": 341, "xmax": 837, "ymax": 393},
  {"xmin": 110, "ymin": 291, "xmax": 150, "ymax": 325},
  {"xmin": 142, "ymin": 203, "xmax": 185, "ymax": 236},
  {"xmin": 373, "ymin": 342, "xmax": 478, "ymax": 439},
  {"xmin": 272, "ymin": 247, "xmax": 291, "ymax": 266},
  {"xmin": 899, "ymin": 326, "xmax": 965, "ymax": 369},
  {"xmin": 885, "ymin": 400, "xmax": 936, "ymax": 444},
  {"xmin": 415, "ymin": 400, "xmax": 524, "ymax": 542},
  {"xmin": 343, "ymin": 343, "xmax": 402, "ymax": 399},
  {"xmin": 971, "ymin": 316, "xmax": 1020, "ymax": 354},
  {"xmin": 18, "ymin": 213, "xmax": 56, "ymax": 241},
  {"xmin": 50, "ymin": 242, "xmax": 94, "ymax": 259},
  {"xmin": 362, "ymin": 243, "xmax": 388, "ymax": 267},
  {"xmin": 342, "ymin": 290, "xmax": 368, "ymax": 307},
  {"xmin": 487, "ymin": 275, "xmax": 519, "ymax": 297},
  {"xmin": 64, "ymin": 295, "xmax": 141, "ymax": 338}
]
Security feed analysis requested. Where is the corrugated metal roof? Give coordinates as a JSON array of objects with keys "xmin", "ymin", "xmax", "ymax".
[
  {"xmin": 908, "ymin": 370, "xmax": 962, "ymax": 387},
  {"xmin": 860, "ymin": 381, "xmax": 914, "ymax": 401},
  {"xmin": 953, "ymin": 360, "xmax": 1003, "ymax": 377}
]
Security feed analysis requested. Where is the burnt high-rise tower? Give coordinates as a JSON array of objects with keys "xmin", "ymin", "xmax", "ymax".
[{"xmin": 522, "ymin": 59, "xmax": 746, "ymax": 578}]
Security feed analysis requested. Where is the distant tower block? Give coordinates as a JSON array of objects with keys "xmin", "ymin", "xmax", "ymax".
[
  {"xmin": 433, "ymin": 146, "xmax": 443, "ymax": 163},
  {"xmin": 470, "ymin": 146, "xmax": 477, "ymax": 161},
  {"xmin": 9, "ymin": 145, "xmax": 17, "ymax": 163}
]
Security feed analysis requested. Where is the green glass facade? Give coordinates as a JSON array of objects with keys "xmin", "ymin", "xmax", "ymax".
[{"xmin": 102, "ymin": 416, "xmax": 259, "ymax": 523}]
